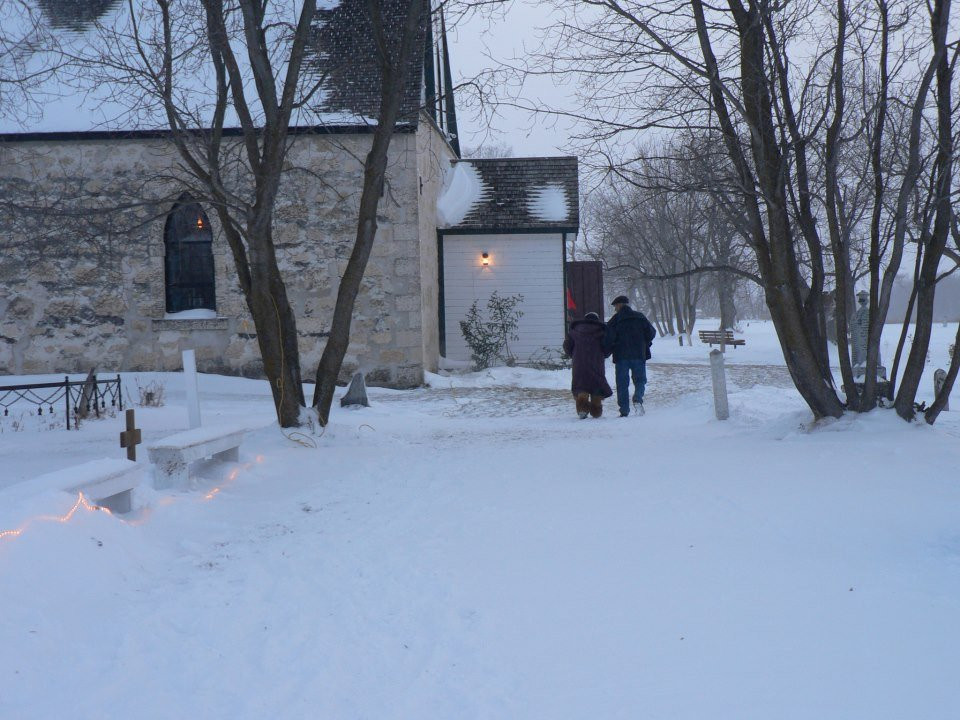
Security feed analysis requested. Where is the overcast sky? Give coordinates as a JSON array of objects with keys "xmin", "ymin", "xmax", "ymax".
[{"xmin": 446, "ymin": 2, "xmax": 578, "ymax": 158}]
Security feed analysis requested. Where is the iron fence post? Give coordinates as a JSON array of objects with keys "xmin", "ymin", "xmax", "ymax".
[{"xmin": 65, "ymin": 376, "xmax": 71, "ymax": 430}]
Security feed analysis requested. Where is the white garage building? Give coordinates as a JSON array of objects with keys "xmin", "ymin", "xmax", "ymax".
[{"xmin": 436, "ymin": 157, "xmax": 580, "ymax": 364}]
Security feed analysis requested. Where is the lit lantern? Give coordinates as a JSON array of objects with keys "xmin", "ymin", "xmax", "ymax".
[
  {"xmin": 481, "ymin": 252, "xmax": 490, "ymax": 267},
  {"xmin": 196, "ymin": 217, "xmax": 204, "ymax": 230}
]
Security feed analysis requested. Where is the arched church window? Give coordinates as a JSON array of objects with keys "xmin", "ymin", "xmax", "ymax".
[{"xmin": 164, "ymin": 196, "xmax": 216, "ymax": 313}]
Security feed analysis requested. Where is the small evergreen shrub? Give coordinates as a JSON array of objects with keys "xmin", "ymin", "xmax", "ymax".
[{"xmin": 459, "ymin": 292, "xmax": 524, "ymax": 370}]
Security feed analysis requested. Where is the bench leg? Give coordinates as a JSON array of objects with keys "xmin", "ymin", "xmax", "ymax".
[
  {"xmin": 97, "ymin": 489, "xmax": 132, "ymax": 514},
  {"xmin": 213, "ymin": 446, "xmax": 240, "ymax": 463},
  {"xmin": 154, "ymin": 462, "xmax": 190, "ymax": 490}
]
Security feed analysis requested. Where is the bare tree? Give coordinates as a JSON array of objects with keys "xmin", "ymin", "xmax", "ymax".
[
  {"xmin": 592, "ymin": 179, "xmax": 708, "ymax": 344},
  {"xmin": 475, "ymin": 0, "xmax": 960, "ymax": 422},
  {"xmin": 587, "ymin": 143, "xmax": 758, "ymax": 340},
  {"xmin": 57, "ymin": 0, "xmax": 427, "ymax": 428},
  {"xmin": 311, "ymin": 0, "xmax": 427, "ymax": 426},
  {"xmin": 0, "ymin": 1, "xmax": 62, "ymax": 123},
  {"xmin": 462, "ymin": 140, "xmax": 514, "ymax": 158}
]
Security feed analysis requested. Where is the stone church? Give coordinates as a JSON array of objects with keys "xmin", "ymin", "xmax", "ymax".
[{"xmin": 0, "ymin": 0, "xmax": 580, "ymax": 387}]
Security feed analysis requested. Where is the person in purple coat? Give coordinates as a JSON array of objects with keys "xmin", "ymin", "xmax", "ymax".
[{"xmin": 563, "ymin": 312, "xmax": 614, "ymax": 419}]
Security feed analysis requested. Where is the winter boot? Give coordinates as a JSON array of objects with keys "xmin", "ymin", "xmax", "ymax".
[
  {"xmin": 575, "ymin": 392, "xmax": 590, "ymax": 419},
  {"xmin": 633, "ymin": 398, "xmax": 645, "ymax": 416},
  {"xmin": 589, "ymin": 394, "xmax": 603, "ymax": 418}
]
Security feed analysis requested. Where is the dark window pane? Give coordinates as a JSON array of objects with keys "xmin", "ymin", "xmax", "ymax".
[{"xmin": 164, "ymin": 196, "xmax": 216, "ymax": 313}]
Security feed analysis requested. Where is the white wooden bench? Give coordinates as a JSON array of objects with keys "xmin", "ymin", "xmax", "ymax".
[
  {"xmin": 146, "ymin": 425, "xmax": 248, "ymax": 490},
  {"xmin": 6, "ymin": 458, "xmax": 145, "ymax": 514}
]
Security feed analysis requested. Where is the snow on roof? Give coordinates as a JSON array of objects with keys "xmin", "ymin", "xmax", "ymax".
[
  {"xmin": 437, "ymin": 162, "xmax": 487, "ymax": 227},
  {"xmin": 438, "ymin": 157, "xmax": 580, "ymax": 232},
  {"xmin": 527, "ymin": 183, "xmax": 570, "ymax": 223}
]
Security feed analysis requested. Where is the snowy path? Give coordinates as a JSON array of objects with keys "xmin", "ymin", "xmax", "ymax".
[
  {"xmin": 385, "ymin": 363, "xmax": 796, "ymax": 419},
  {"xmin": 2, "ymin": 364, "xmax": 960, "ymax": 718}
]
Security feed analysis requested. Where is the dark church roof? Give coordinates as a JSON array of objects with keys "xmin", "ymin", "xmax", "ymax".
[
  {"xmin": 308, "ymin": 0, "xmax": 429, "ymax": 125},
  {"xmin": 2, "ymin": 0, "xmax": 451, "ymax": 137},
  {"xmin": 441, "ymin": 157, "xmax": 580, "ymax": 233},
  {"xmin": 36, "ymin": 0, "xmax": 122, "ymax": 31}
]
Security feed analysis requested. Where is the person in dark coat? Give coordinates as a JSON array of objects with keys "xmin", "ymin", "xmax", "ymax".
[
  {"xmin": 563, "ymin": 312, "xmax": 614, "ymax": 419},
  {"xmin": 603, "ymin": 295, "xmax": 657, "ymax": 417}
]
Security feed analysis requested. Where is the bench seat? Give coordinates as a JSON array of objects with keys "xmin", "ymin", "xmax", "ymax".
[
  {"xmin": 698, "ymin": 330, "xmax": 746, "ymax": 348},
  {"xmin": 147, "ymin": 425, "xmax": 248, "ymax": 489},
  {"xmin": 6, "ymin": 458, "xmax": 145, "ymax": 513}
]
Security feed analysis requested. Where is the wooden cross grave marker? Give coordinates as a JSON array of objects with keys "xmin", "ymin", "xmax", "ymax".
[{"xmin": 119, "ymin": 408, "xmax": 142, "ymax": 461}]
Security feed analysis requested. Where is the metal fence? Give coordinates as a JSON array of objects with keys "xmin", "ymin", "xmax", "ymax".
[{"xmin": 0, "ymin": 375, "xmax": 124, "ymax": 430}]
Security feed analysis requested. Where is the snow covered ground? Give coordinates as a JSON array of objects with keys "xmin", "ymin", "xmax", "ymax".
[
  {"xmin": 653, "ymin": 318, "xmax": 960, "ymax": 370},
  {"xmin": 2, "ymin": 322, "xmax": 960, "ymax": 718}
]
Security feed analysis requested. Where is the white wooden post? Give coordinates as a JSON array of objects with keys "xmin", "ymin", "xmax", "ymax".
[
  {"xmin": 934, "ymin": 368, "xmax": 949, "ymax": 411},
  {"xmin": 182, "ymin": 349, "xmax": 202, "ymax": 429},
  {"xmin": 710, "ymin": 349, "xmax": 730, "ymax": 420}
]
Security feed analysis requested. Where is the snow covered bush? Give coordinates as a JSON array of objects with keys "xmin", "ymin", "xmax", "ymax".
[{"xmin": 135, "ymin": 378, "xmax": 166, "ymax": 407}]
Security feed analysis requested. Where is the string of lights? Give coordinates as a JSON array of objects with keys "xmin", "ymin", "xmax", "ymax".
[
  {"xmin": 0, "ymin": 492, "xmax": 107, "ymax": 543},
  {"xmin": 0, "ymin": 455, "xmax": 265, "ymax": 545}
]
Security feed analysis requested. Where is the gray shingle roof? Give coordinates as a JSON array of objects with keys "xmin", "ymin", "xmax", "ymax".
[
  {"xmin": 17, "ymin": 0, "xmax": 431, "ymax": 133},
  {"xmin": 36, "ymin": 0, "xmax": 121, "ymax": 30},
  {"xmin": 308, "ymin": 0, "xmax": 429, "ymax": 125},
  {"xmin": 445, "ymin": 157, "xmax": 580, "ymax": 232}
]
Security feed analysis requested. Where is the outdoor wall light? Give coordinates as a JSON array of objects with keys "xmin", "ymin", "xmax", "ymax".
[
  {"xmin": 481, "ymin": 252, "xmax": 490, "ymax": 267},
  {"xmin": 196, "ymin": 217, "xmax": 205, "ymax": 230}
]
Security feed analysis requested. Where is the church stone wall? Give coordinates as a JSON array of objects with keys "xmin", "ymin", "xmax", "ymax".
[
  {"xmin": 416, "ymin": 121, "xmax": 456, "ymax": 373},
  {"xmin": 0, "ymin": 126, "xmax": 439, "ymax": 388}
]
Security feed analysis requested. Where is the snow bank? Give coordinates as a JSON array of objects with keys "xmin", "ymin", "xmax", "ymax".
[
  {"xmin": 2, "ymin": 366, "xmax": 960, "ymax": 719},
  {"xmin": 527, "ymin": 183, "xmax": 570, "ymax": 222},
  {"xmin": 436, "ymin": 162, "xmax": 486, "ymax": 227},
  {"xmin": 650, "ymin": 318, "xmax": 960, "ymax": 371}
]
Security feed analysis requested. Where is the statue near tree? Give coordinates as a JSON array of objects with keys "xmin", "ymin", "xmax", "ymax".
[
  {"xmin": 851, "ymin": 290, "xmax": 887, "ymax": 390},
  {"xmin": 851, "ymin": 291, "xmax": 872, "ymax": 371}
]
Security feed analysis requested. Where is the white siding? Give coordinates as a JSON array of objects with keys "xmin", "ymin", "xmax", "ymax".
[{"xmin": 442, "ymin": 233, "xmax": 565, "ymax": 362}]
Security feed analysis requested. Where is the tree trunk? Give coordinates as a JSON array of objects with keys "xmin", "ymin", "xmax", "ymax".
[
  {"xmin": 691, "ymin": 0, "xmax": 844, "ymax": 420},
  {"xmin": 313, "ymin": 150, "xmax": 392, "ymax": 424},
  {"xmin": 925, "ymin": 325, "xmax": 960, "ymax": 422},
  {"xmin": 895, "ymin": 0, "xmax": 954, "ymax": 419},
  {"xmin": 658, "ymin": 289, "xmax": 675, "ymax": 335},
  {"xmin": 765, "ymin": 279, "xmax": 846, "ymax": 419},
  {"xmin": 887, "ymin": 250, "xmax": 923, "ymax": 400},
  {"xmin": 641, "ymin": 285, "xmax": 667, "ymax": 336},
  {"xmin": 245, "ymin": 255, "xmax": 305, "ymax": 427},
  {"xmin": 895, "ymin": 264, "xmax": 944, "ymax": 418},
  {"xmin": 312, "ymin": 0, "xmax": 424, "ymax": 425},
  {"xmin": 670, "ymin": 281, "xmax": 685, "ymax": 335},
  {"xmin": 717, "ymin": 272, "xmax": 737, "ymax": 330},
  {"xmin": 684, "ymin": 276, "xmax": 697, "ymax": 346},
  {"xmin": 76, "ymin": 367, "xmax": 97, "ymax": 419}
]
